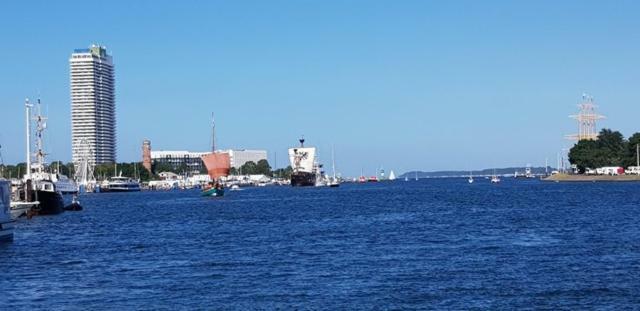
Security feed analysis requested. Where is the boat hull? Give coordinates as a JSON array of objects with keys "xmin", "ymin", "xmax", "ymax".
[
  {"xmin": 291, "ymin": 172, "xmax": 316, "ymax": 187},
  {"xmin": 201, "ymin": 188, "xmax": 224, "ymax": 197},
  {"xmin": 0, "ymin": 221, "xmax": 14, "ymax": 242},
  {"xmin": 100, "ymin": 187, "xmax": 141, "ymax": 192},
  {"xmin": 33, "ymin": 190, "xmax": 65, "ymax": 215}
]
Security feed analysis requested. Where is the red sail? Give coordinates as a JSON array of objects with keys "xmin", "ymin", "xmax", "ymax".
[{"xmin": 201, "ymin": 152, "xmax": 231, "ymax": 180}]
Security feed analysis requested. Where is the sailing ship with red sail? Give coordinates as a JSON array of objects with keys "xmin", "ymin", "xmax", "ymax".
[{"xmin": 200, "ymin": 115, "xmax": 230, "ymax": 196}]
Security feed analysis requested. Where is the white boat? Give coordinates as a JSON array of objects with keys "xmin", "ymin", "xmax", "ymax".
[
  {"xmin": 0, "ymin": 180, "xmax": 15, "ymax": 242},
  {"xmin": 328, "ymin": 146, "xmax": 340, "ymax": 187},
  {"xmin": 51, "ymin": 172, "xmax": 78, "ymax": 194},
  {"xmin": 468, "ymin": 171, "xmax": 474, "ymax": 184},
  {"xmin": 101, "ymin": 175, "xmax": 141, "ymax": 192},
  {"xmin": 490, "ymin": 169, "xmax": 501, "ymax": 183},
  {"xmin": 388, "ymin": 170, "xmax": 396, "ymax": 181},
  {"xmin": 10, "ymin": 201, "xmax": 39, "ymax": 219}
]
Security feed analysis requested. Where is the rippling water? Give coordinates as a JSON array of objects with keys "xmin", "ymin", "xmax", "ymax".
[{"xmin": 2, "ymin": 179, "xmax": 639, "ymax": 309}]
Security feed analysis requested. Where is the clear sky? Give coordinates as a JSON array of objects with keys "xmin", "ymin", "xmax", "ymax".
[{"xmin": 1, "ymin": 1, "xmax": 640, "ymax": 176}]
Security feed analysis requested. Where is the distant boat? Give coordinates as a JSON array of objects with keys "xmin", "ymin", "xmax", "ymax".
[
  {"xmin": 289, "ymin": 137, "xmax": 318, "ymax": 187},
  {"xmin": 388, "ymin": 170, "xmax": 396, "ymax": 181},
  {"xmin": 201, "ymin": 183, "xmax": 224, "ymax": 197},
  {"xmin": 328, "ymin": 146, "xmax": 340, "ymax": 187},
  {"xmin": 201, "ymin": 115, "xmax": 230, "ymax": 196},
  {"xmin": 101, "ymin": 175, "xmax": 141, "ymax": 192},
  {"xmin": 468, "ymin": 171, "xmax": 474, "ymax": 184},
  {"xmin": 491, "ymin": 169, "xmax": 501, "ymax": 183},
  {"xmin": 404, "ymin": 176, "xmax": 408, "ymax": 182},
  {"xmin": 415, "ymin": 171, "xmax": 418, "ymax": 181}
]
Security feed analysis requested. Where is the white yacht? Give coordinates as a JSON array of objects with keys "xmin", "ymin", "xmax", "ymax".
[
  {"xmin": 51, "ymin": 171, "xmax": 78, "ymax": 194},
  {"xmin": 490, "ymin": 169, "xmax": 501, "ymax": 183},
  {"xmin": 101, "ymin": 176, "xmax": 141, "ymax": 192},
  {"xmin": 468, "ymin": 171, "xmax": 474, "ymax": 184},
  {"xmin": 0, "ymin": 180, "xmax": 15, "ymax": 242}
]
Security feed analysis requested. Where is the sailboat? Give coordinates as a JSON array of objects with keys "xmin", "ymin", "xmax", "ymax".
[
  {"xmin": 388, "ymin": 170, "xmax": 396, "ymax": 181},
  {"xmin": 415, "ymin": 171, "xmax": 418, "ymax": 181},
  {"xmin": 490, "ymin": 169, "xmax": 501, "ymax": 183},
  {"xmin": 201, "ymin": 114, "xmax": 229, "ymax": 196},
  {"xmin": 468, "ymin": 171, "xmax": 474, "ymax": 184},
  {"xmin": 328, "ymin": 147, "xmax": 340, "ymax": 187}
]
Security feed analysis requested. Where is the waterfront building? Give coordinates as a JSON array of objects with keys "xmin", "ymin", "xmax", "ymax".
[
  {"xmin": 70, "ymin": 45, "xmax": 116, "ymax": 167},
  {"xmin": 222, "ymin": 149, "xmax": 268, "ymax": 169},
  {"xmin": 150, "ymin": 149, "xmax": 268, "ymax": 173},
  {"xmin": 142, "ymin": 140, "xmax": 152, "ymax": 173},
  {"xmin": 151, "ymin": 150, "xmax": 209, "ymax": 174}
]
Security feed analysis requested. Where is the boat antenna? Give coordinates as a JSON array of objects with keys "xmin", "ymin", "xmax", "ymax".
[
  {"xmin": 299, "ymin": 136, "xmax": 305, "ymax": 147},
  {"xmin": 25, "ymin": 98, "xmax": 33, "ymax": 179}
]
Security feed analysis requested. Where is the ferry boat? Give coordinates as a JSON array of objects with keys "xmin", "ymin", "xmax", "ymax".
[
  {"xmin": 0, "ymin": 180, "xmax": 15, "ymax": 242},
  {"xmin": 101, "ymin": 176, "xmax": 141, "ymax": 192},
  {"xmin": 289, "ymin": 138, "xmax": 318, "ymax": 187}
]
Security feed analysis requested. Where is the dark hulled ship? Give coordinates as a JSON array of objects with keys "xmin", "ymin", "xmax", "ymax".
[{"xmin": 288, "ymin": 138, "xmax": 318, "ymax": 187}]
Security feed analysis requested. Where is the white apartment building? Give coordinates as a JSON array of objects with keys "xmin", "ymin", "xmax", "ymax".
[{"xmin": 70, "ymin": 45, "xmax": 116, "ymax": 166}]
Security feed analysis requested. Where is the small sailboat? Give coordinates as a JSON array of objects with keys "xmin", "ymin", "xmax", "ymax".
[
  {"xmin": 328, "ymin": 147, "xmax": 340, "ymax": 187},
  {"xmin": 468, "ymin": 171, "xmax": 474, "ymax": 184},
  {"xmin": 490, "ymin": 169, "xmax": 501, "ymax": 183},
  {"xmin": 404, "ymin": 176, "xmax": 408, "ymax": 182},
  {"xmin": 388, "ymin": 170, "xmax": 396, "ymax": 181},
  {"xmin": 415, "ymin": 171, "xmax": 418, "ymax": 181}
]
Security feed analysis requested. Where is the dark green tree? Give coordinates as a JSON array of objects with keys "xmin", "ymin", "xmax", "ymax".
[
  {"xmin": 239, "ymin": 161, "xmax": 257, "ymax": 175},
  {"xmin": 626, "ymin": 132, "xmax": 640, "ymax": 167},
  {"xmin": 255, "ymin": 159, "xmax": 272, "ymax": 176},
  {"xmin": 596, "ymin": 129, "xmax": 626, "ymax": 166}
]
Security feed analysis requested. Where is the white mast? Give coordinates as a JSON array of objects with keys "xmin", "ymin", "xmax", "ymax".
[
  {"xmin": 331, "ymin": 146, "xmax": 336, "ymax": 179},
  {"xmin": 25, "ymin": 98, "xmax": 32, "ymax": 179}
]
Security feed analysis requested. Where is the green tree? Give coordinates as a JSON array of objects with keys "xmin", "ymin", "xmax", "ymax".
[
  {"xmin": 596, "ymin": 129, "xmax": 626, "ymax": 166},
  {"xmin": 255, "ymin": 159, "xmax": 272, "ymax": 176},
  {"xmin": 272, "ymin": 166, "xmax": 293, "ymax": 179},
  {"xmin": 568, "ymin": 140, "xmax": 599, "ymax": 173},
  {"xmin": 239, "ymin": 161, "xmax": 257, "ymax": 175},
  {"xmin": 626, "ymin": 132, "xmax": 640, "ymax": 167}
]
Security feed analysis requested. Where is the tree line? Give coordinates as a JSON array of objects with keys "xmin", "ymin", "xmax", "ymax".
[
  {"xmin": 569, "ymin": 129, "xmax": 640, "ymax": 173},
  {"xmin": 1, "ymin": 159, "xmax": 294, "ymax": 181}
]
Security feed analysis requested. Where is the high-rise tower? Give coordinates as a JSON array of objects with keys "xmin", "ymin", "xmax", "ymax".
[{"xmin": 70, "ymin": 45, "xmax": 116, "ymax": 167}]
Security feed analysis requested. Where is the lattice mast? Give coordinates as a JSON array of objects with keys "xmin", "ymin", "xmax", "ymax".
[{"xmin": 566, "ymin": 94, "xmax": 605, "ymax": 141}]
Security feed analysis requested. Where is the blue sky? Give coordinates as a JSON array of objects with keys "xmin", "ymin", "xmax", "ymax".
[{"xmin": 1, "ymin": 1, "xmax": 640, "ymax": 176}]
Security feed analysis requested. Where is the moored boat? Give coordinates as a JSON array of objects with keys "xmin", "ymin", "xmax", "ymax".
[
  {"xmin": 101, "ymin": 176, "xmax": 141, "ymax": 192},
  {"xmin": 289, "ymin": 138, "xmax": 318, "ymax": 187},
  {"xmin": 0, "ymin": 180, "xmax": 15, "ymax": 242}
]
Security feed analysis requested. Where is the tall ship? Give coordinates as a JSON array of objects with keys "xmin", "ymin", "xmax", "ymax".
[
  {"xmin": 289, "ymin": 138, "xmax": 318, "ymax": 187},
  {"xmin": 200, "ymin": 115, "xmax": 230, "ymax": 196}
]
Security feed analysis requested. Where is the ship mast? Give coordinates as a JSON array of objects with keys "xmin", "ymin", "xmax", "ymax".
[
  {"xmin": 25, "ymin": 98, "xmax": 32, "ymax": 179},
  {"xmin": 211, "ymin": 113, "xmax": 216, "ymax": 153},
  {"xmin": 33, "ymin": 98, "xmax": 48, "ymax": 175}
]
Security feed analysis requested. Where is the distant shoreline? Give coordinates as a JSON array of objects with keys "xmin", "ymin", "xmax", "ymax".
[{"xmin": 542, "ymin": 173, "xmax": 640, "ymax": 182}]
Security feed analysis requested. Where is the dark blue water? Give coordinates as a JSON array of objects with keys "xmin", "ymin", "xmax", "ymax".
[{"xmin": 2, "ymin": 179, "xmax": 640, "ymax": 309}]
